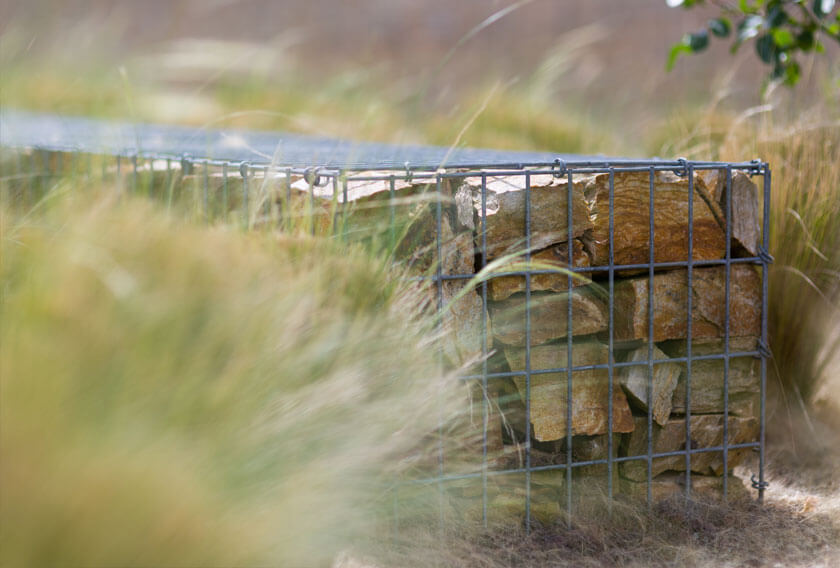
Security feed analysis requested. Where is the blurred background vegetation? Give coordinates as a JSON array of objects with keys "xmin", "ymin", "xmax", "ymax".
[{"xmin": 1, "ymin": 1, "xmax": 839, "ymax": 566}]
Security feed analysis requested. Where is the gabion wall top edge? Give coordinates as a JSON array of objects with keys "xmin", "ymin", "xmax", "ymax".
[{"xmin": 0, "ymin": 109, "xmax": 766, "ymax": 175}]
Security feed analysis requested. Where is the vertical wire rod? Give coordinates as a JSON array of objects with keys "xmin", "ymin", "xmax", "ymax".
[
  {"xmin": 524, "ymin": 171, "xmax": 532, "ymax": 533},
  {"xmin": 759, "ymin": 166, "xmax": 771, "ymax": 502},
  {"xmin": 566, "ymin": 169, "xmax": 574, "ymax": 528},
  {"xmin": 646, "ymin": 167, "xmax": 656, "ymax": 507},
  {"xmin": 722, "ymin": 166, "xmax": 733, "ymax": 498},
  {"xmin": 607, "ymin": 168, "xmax": 615, "ymax": 510},
  {"xmin": 684, "ymin": 164, "xmax": 695, "ymax": 502}
]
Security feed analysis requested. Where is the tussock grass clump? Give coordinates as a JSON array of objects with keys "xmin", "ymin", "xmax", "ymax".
[
  {"xmin": 649, "ymin": 106, "xmax": 840, "ymax": 404},
  {"xmin": 754, "ymin": 121, "xmax": 840, "ymax": 403},
  {"xmin": 0, "ymin": 190, "xmax": 462, "ymax": 566}
]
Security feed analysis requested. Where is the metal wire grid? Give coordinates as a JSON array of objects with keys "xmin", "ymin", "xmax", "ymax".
[
  {"xmin": 1, "ymin": 137, "xmax": 771, "ymax": 533},
  {"xmin": 369, "ymin": 160, "xmax": 771, "ymax": 532}
]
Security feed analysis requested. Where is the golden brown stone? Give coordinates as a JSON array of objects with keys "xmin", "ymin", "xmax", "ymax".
[
  {"xmin": 699, "ymin": 169, "xmax": 761, "ymax": 256},
  {"xmin": 586, "ymin": 171, "xmax": 726, "ymax": 268},
  {"xmin": 488, "ymin": 289, "xmax": 608, "ymax": 346},
  {"xmin": 461, "ymin": 173, "xmax": 593, "ymax": 260},
  {"xmin": 289, "ymin": 174, "xmax": 462, "ymax": 252},
  {"xmin": 618, "ymin": 345, "xmax": 681, "ymax": 426},
  {"xmin": 487, "ymin": 240, "xmax": 592, "ymax": 301},
  {"xmin": 613, "ymin": 265, "xmax": 761, "ymax": 342},
  {"xmin": 504, "ymin": 341, "xmax": 635, "ymax": 440},
  {"xmin": 659, "ymin": 337, "xmax": 760, "ymax": 417},
  {"xmin": 620, "ymin": 414, "xmax": 759, "ymax": 481},
  {"xmin": 436, "ymin": 216, "xmax": 491, "ymax": 367},
  {"xmin": 289, "ymin": 176, "xmax": 487, "ymax": 368}
]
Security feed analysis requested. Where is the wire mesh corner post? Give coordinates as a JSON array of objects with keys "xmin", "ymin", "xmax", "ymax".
[{"xmin": 0, "ymin": 112, "xmax": 771, "ymax": 531}]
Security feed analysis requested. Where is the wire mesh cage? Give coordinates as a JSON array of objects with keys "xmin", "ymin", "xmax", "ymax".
[{"xmin": 0, "ymin": 111, "xmax": 772, "ymax": 532}]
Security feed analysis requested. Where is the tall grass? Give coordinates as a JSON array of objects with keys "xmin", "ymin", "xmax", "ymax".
[
  {"xmin": 0, "ymin": 188, "xmax": 466, "ymax": 566},
  {"xmin": 756, "ymin": 120, "xmax": 840, "ymax": 404},
  {"xmin": 648, "ymin": 104, "xmax": 840, "ymax": 404}
]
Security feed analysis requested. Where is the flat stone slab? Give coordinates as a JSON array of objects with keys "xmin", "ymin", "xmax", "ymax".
[
  {"xmin": 659, "ymin": 337, "xmax": 760, "ymax": 417},
  {"xmin": 504, "ymin": 341, "xmax": 635, "ymax": 440},
  {"xmin": 461, "ymin": 173, "xmax": 593, "ymax": 260},
  {"xmin": 487, "ymin": 239, "xmax": 591, "ymax": 301},
  {"xmin": 613, "ymin": 265, "xmax": 761, "ymax": 342},
  {"xmin": 586, "ymin": 171, "xmax": 726, "ymax": 268},
  {"xmin": 620, "ymin": 414, "xmax": 759, "ymax": 481},
  {"xmin": 489, "ymin": 289, "xmax": 608, "ymax": 346}
]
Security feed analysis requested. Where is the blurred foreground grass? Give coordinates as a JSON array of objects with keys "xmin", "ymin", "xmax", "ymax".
[{"xmin": 0, "ymin": 189, "xmax": 467, "ymax": 566}]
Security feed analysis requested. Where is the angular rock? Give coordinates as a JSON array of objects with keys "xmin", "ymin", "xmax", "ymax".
[
  {"xmin": 613, "ymin": 265, "xmax": 761, "ymax": 342},
  {"xmin": 505, "ymin": 341, "xmax": 635, "ymax": 440},
  {"xmin": 436, "ymin": 216, "xmax": 491, "ymax": 367},
  {"xmin": 619, "ymin": 345, "xmax": 681, "ymax": 425},
  {"xmin": 487, "ymin": 239, "xmax": 592, "ymax": 301},
  {"xmin": 489, "ymin": 289, "xmax": 608, "ymax": 346},
  {"xmin": 460, "ymin": 173, "xmax": 593, "ymax": 260},
  {"xmin": 586, "ymin": 171, "xmax": 726, "ymax": 268},
  {"xmin": 620, "ymin": 473, "xmax": 751, "ymax": 502},
  {"xmin": 699, "ymin": 169, "xmax": 761, "ymax": 256},
  {"xmin": 289, "ymin": 174, "xmax": 462, "ymax": 252},
  {"xmin": 541, "ymin": 434, "xmax": 622, "ymax": 483},
  {"xmin": 312, "ymin": 180, "xmax": 486, "ymax": 367},
  {"xmin": 292, "ymin": 178, "xmax": 488, "ymax": 368},
  {"xmin": 659, "ymin": 337, "xmax": 760, "ymax": 417},
  {"xmin": 620, "ymin": 414, "xmax": 759, "ymax": 481}
]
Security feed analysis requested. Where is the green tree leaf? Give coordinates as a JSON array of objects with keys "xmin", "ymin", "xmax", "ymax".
[
  {"xmin": 709, "ymin": 17, "xmax": 732, "ymax": 37},
  {"xmin": 666, "ymin": 41, "xmax": 693, "ymax": 70},
  {"xmin": 772, "ymin": 28, "xmax": 795, "ymax": 47},
  {"xmin": 666, "ymin": 0, "xmax": 838, "ymax": 87},
  {"xmin": 783, "ymin": 60, "xmax": 801, "ymax": 85},
  {"xmin": 766, "ymin": 5, "xmax": 788, "ymax": 28},
  {"xmin": 689, "ymin": 30, "xmax": 710, "ymax": 50},
  {"xmin": 756, "ymin": 33, "xmax": 776, "ymax": 62}
]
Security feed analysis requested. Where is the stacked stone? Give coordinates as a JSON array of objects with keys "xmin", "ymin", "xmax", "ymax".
[
  {"xmin": 284, "ymin": 168, "xmax": 763, "ymax": 510},
  {"xmin": 471, "ymin": 169, "xmax": 762, "ymax": 506}
]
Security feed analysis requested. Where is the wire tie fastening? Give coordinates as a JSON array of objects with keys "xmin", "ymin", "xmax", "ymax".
[
  {"xmin": 304, "ymin": 167, "xmax": 323, "ymax": 187},
  {"xmin": 757, "ymin": 246, "xmax": 774, "ymax": 265},
  {"xmin": 403, "ymin": 162, "xmax": 413, "ymax": 183},
  {"xmin": 552, "ymin": 158, "xmax": 567, "ymax": 178},
  {"xmin": 239, "ymin": 161, "xmax": 250, "ymax": 179},
  {"xmin": 180, "ymin": 154, "xmax": 193, "ymax": 176},
  {"xmin": 750, "ymin": 474, "xmax": 769, "ymax": 491},
  {"xmin": 674, "ymin": 157, "xmax": 688, "ymax": 177},
  {"xmin": 755, "ymin": 339, "xmax": 772, "ymax": 360}
]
